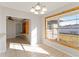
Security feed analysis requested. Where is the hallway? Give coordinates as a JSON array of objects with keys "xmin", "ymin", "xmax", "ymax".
[{"xmin": 0, "ymin": 37, "xmax": 69, "ymax": 57}]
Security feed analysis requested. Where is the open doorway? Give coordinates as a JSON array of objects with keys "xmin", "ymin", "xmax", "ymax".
[{"xmin": 6, "ymin": 16, "xmax": 30, "ymax": 50}]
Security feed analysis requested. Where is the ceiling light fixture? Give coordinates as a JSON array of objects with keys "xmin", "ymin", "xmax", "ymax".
[
  {"xmin": 30, "ymin": 7, "xmax": 35, "ymax": 12},
  {"xmin": 34, "ymin": 11, "xmax": 39, "ymax": 14},
  {"xmin": 30, "ymin": 3, "xmax": 47, "ymax": 15}
]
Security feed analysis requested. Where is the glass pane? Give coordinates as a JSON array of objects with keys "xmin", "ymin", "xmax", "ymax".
[
  {"xmin": 59, "ymin": 29, "xmax": 70, "ymax": 34},
  {"xmin": 60, "ymin": 15, "xmax": 77, "ymax": 21},
  {"xmin": 47, "ymin": 20, "xmax": 58, "ymax": 39},
  {"xmin": 59, "ymin": 20, "xmax": 76, "ymax": 27},
  {"xmin": 77, "ymin": 14, "xmax": 79, "ymax": 19},
  {"xmin": 77, "ymin": 19, "xmax": 79, "ymax": 24}
]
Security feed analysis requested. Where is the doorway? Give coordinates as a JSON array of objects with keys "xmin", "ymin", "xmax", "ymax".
[{"xmin": 6, "ymin": 16, "xmax": 30, "ymax": 51}]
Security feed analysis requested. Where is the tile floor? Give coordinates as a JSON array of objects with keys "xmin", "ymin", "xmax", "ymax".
[{"xmin": 0, "ymin": 37, "xmax": 70, "ymax": 57}]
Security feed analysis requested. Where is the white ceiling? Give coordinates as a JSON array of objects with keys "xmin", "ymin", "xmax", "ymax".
[{"xmin": 0, "ymin": 2, "xmax": 77, "ymax": 15}]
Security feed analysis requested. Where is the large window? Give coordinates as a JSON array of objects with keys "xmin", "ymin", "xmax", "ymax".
[
  {"xmin": 47, "ymin": 20, "xmax": 58, "ymax": 39},
  {"xmin": 58, "ymin": 14, "xmax": 79, "ymax": 49},
  {"xmin": 46, "ymin": 13, "xmax": 79, "ymax": 49},
  {"xmin": 59, "ymin": 14, "xmax": 79, "ymax": 35}
]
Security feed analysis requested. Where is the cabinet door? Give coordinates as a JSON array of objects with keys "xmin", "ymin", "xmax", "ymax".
[
  {"xmin": 22, "ymin": 20, "xmax": 29, "ymax": 34},
  {"xmin": 22, "ymin": 22, "xmax": 26, "ymax": 33},
  {"xmin": 26, "ymin": 20, "xmax": 29, "ymax": 34}
]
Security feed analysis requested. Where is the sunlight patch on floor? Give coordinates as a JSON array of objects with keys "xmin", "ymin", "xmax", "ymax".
[
  {"xmin": 10, "ymin": 43, "xmax": 49, "ymax": 55},
  {"xmin": 10, "ymin": 43, "xmax": 24, "ymax": 50}
]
